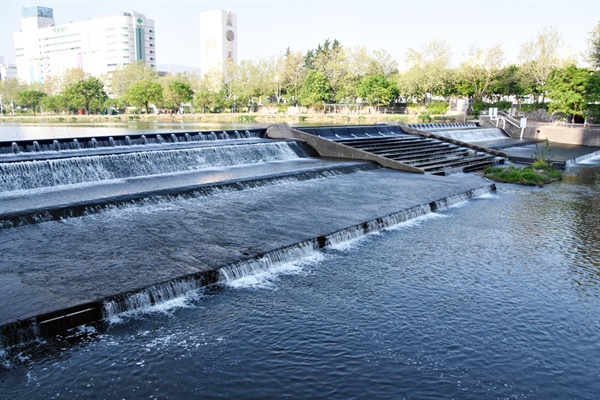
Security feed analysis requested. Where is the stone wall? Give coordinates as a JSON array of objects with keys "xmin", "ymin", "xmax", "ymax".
[{"xmin": 524, "ymin": 123, "xmax": 600, "ymax": 147}]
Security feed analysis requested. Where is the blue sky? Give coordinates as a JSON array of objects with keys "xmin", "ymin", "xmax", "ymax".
[{"xmin": 1, "ymin": 0, "xmax": 599, "ymax": 69}]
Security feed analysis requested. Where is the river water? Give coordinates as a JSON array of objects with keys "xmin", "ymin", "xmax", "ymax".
[
  {"xmin": 0, "ymin": 157, "xmax": 598, "ymax": 399},
  {"xmin": 0, "ymin": 121, "xmax": 261, "ymax": 142}
]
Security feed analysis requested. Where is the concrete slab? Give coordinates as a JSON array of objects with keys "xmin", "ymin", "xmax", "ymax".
[{"xmin": 0, "ymin": 167, "xmax": 494, "ymax": 334}]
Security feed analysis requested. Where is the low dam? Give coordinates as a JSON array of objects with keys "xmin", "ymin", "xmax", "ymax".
[
  {"xmin": 0, "ymin": 125, "xmax": 496, "ymax": 347},
  {"xmin": 1, "ymin": 123, "xmax": 598, "ymax": 399}
]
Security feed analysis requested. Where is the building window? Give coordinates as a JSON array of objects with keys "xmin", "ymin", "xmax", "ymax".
[
  {"xmin": 149, "ymin": 50, "xmax": 154, "ymax": 54},
  {"xmin": 150, "ymin": 57, "xmax": 154, "ymax": 61},
  {"xmin": 149, "ymin": 43, "xmax": 154, "ymax": 47},
  {"xmin": 123, "ymin": 55, "xmax": 130, "ymax": 59},
  {"xmin": 149, "ymin": 36, "xmax": 154, "ymax": 40},
  {"xmin": 149, "ymin": 29, "xmax": 154, "ymax": 33}
]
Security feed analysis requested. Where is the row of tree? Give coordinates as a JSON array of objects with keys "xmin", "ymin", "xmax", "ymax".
[{"xmin": 1, "ymin": 23, "xmax": 599, "ymax": 121}]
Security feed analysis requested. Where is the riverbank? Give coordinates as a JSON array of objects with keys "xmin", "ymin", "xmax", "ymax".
[{"xmin": 0, "ymin": 112, "xmax": 464, "ymax": 126}]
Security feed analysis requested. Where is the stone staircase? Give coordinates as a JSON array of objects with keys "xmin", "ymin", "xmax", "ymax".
[
  {"xmin": 295, "ymin": 125, "xmax": 506, "ymax": 175},
  {"xmin": 334, "ymin": 135, "xmax": 502, "ymax": 175}
]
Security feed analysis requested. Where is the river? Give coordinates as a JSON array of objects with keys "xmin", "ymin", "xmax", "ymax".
[{"xmin": 0, "ymin": 157, "xmax": 598, "ymax": 399}]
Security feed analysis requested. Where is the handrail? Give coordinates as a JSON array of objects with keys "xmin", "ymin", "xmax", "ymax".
[
  {"xmin": 498, "ymin": 111, "xmax": 520, "ymax": 127},
  {"xmin": 488, "ymin": 108, "xmax": 526, "ymax": 139}
]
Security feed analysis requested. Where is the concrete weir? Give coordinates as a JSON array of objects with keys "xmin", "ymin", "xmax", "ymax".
[{"xmin": 0, "ymin": 130, "xmax": 496, "ymax": 348}]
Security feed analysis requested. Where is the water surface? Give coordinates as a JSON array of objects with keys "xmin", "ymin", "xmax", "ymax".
[{"xmin": 1, "ymin": 162, "xmax": 598, "ymax": 399}]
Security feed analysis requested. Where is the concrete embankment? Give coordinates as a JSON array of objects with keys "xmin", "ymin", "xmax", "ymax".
[{"xmin": 0, "ymin": 167, "xmax": 495, "ymax": 348}]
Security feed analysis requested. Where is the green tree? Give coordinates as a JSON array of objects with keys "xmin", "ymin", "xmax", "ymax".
[
  {"xmin": 489, "ymin": 65, "xmax": 527, "ymax": 101},
  {"xmin": 587, "ymin": 22, "xmax": 600, "ymax": 70},
  {"xmin": 124, "ymin": 80, "xmax": 163, "ymax": 113},
  {"xmin": 546, "ymin": 65, "xmax": 600, "ymax": 121},
  {"xmin": 308, "ymin": 39, "xmax": 348, "ymax": 102},
  {"xmin": 458, "ymin": 44, "xmax": 504, "ymax": 101},
  {"xmin": 397, "ymin": 41, "xmax": 455, "ymax": 104},
  {"xmin": 298, "ymin": 70, "xmax": 332, "ymax": 108},
  {"xmin": 16, "ymin": 90, "xmax": 46, "ymax": 115},
  {"xmin": 518, "ymin": 26, "xmax": 564, "ymax": 101},
  {"xmin": 163, "ymin": 79, "xmax": 194, "ymax": 112},
  {"xmin": 63, "ymin": 77, "xmax": 108, "ymax": 114},
  {"xmin": 280, "ymin": 48, "xmax": 307, "ymax": 101},
  {"xmin": 40, "ymin": 94, "xmax": 67, "ymax": 114},
  {"xmin": 0, "ymin": 78, "xmax": 22, "ymax": 115},
  {"xmin": 109, "ymin": 61, "xmax": 158, "ymax": 98},
  {"xmin": 356, "ymin": 74, "xmax": 398, "ymax": 106}
]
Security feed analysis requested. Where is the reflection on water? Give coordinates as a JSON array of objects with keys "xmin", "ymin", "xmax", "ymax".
[{"xmin": 0, "ymin": 121, "xmax": 263, "ymax": 142}]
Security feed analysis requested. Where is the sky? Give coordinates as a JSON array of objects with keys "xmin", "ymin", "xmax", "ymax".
[{"xmin": 1, "ymin": 0, "xmax": 599, "ymax": 70}]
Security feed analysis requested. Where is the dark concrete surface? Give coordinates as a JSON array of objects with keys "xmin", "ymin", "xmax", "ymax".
[{"xmin": 0, "ymin": 167, "xmax": 494, "ymax": 330}]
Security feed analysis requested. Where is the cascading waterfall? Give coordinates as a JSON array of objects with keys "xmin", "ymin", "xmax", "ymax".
[
  {"xmin": 0, "ymin": 130, "xmax": 263, "ymax": 155},
  {"xmin": 0, "ymin": 141, "xmax": 309, "ymax": 192},
  {"xmin": 0, "ymin": 163, "xmax": 378, "ymax": 229},
  {"xmin": 216, "ymin": 186, "xmax": 495, "ymax": 286},
  {"xmin": 0, "ymin": 183, "xmax": 496, "ymax": 348},
  {"xmin": 431, "ymin": 128, "xmax": 508, "ymax": 142},
  {"xmin": 103, "ymin": 277, "xmax": 215, "ymax": 320}
]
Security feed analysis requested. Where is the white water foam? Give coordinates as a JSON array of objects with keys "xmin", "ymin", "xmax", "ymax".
[
  {"xmin": 223, "ymin": 252, "xmax": 323, "ymax": 290},
  {"xmin": 104, "ymin": 287, "xmax": 203, "ymax": 325},
  {"xmin": 384, "ymin": 212, "xmax": 448, "ymax": 232}
]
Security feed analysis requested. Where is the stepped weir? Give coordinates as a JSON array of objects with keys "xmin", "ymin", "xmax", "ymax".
[{"xmin": 0, "ymin": 124, "xmax": 497, "ymax": 349}]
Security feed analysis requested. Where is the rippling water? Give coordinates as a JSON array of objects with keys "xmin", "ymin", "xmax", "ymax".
[{"xmin": 1, "ymin": 163, "xmax": 599, "ymax": 399}]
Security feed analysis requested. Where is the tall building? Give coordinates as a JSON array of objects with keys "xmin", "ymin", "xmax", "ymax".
[
  {"xmin": 13, "ymin": 6, "xmax": 156, "ymax": 84},
  {"xmin": 199, "ymin": 10, "xmax": 237, "ymax": 77},
  {"xmin": 0, "ymin": 56, "xmax": 18, "ymax": 81}
]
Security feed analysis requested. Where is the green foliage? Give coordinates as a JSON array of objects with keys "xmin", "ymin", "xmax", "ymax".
[
  {"xmin": 124, "ymin": 80, "xmax": 163, "ymax": 113},
  {"xmin": 62, "ymin": 77, "xmax": 107, "ymax": 114},
  {"xmin": 588, "ymin": 22, "xmax": 600, "ymax": 70},
  {"xmin": 109, "ymin": 61, "xmax": 159, "ymax": 98},
  {"xmin": 418, "ymin": 114, "xmax": 432, "ymax": 122},
  {"xmin": 356, "ymin": 74, "xmax": 398, "ymax": 106},
  {"xmin": 546, "ymin": 65, "xmax": 599, "ymax": 119},
  {"xmin": 40, "ymin": 95, "xmax": 67, "ymax": 114},
  {"xmin": 517, "ymin": 103, "xmax": 548, "ymax": 112},
  {"xmin": 426, "ymin": 101, "xmax": 448, "ymax": 115},
  {"xmin": 490, "ymin": 65, "xmax": 527, "ymax": 99},
  {"xmin": 531, "ymin": 139, "xmax": 552, "ymax": 168},
  {"xmin": 16, "ymin": 90, "xmax": 46, "ymax": 115},
  {"xmin": 163, "ymin": 80, "xmax": 194, "ymax": 111},
  {"xmin": 298, "ymin": 70, "xmax": 332, "ymax": 108},
  {"xmin": 484, "ymin": 165, "xmax": 562, "ymax": 186},
  {"xmin": 238, "ymin": 114, "xmax": 257, "ymax": 123}
]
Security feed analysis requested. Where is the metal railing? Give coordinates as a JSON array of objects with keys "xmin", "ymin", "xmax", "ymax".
[{"xmin": 488, "ymin": 108, "xmax": 527, "ymax": 139}]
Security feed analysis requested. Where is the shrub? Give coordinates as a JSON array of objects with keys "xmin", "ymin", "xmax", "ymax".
[
  {"xmin": 418, "ymin": 114, "xmax": 432, "ymax": 123},
  {"xmin": 238, "ymin": 115, "xmax": 257, "ymax": 123},
  {"xmin": 426, "ymin": 101, "xmax": 448, "ymax": 115}
]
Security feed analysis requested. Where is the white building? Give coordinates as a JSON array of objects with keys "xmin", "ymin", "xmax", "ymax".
[
  {"xmin": 199, "ymin": 9, "xmax": 237, "ymax": 77},
  {"xmin": 13, "ymin": 6, "xmax": 156, "ymax": 84},
  {"xmin": 0, "ymin": 56, "xmax": 18, "ymax": 81}
]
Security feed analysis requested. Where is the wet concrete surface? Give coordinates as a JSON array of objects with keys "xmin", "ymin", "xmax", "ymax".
[{"xmin": 0, "ymin": 166, "xmax": 493, "ymax": 327}]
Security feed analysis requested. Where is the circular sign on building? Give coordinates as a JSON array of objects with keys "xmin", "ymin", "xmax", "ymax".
[{"xmin": 226, "ymin": 30, "xmax": 235, "ymax": 41}]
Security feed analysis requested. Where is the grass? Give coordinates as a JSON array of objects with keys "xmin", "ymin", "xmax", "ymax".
[{"xmin": 484, "ymin": 165, "xmax": 562, "ymax": 186}]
